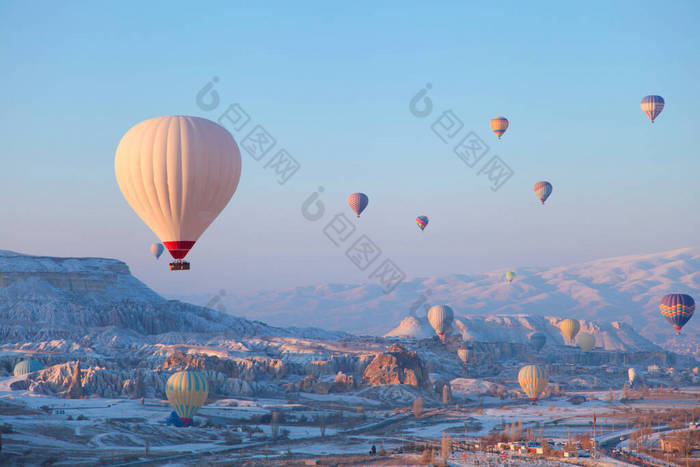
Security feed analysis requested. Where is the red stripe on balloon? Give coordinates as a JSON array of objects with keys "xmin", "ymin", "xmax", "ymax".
[{"xmin": 163, "ymin": 241, "xmax": 196, "ymax": 259}]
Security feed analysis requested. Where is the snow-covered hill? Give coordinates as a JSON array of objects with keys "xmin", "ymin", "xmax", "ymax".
[
  {"xmin": 199, "ymin": 247, "xmax": 699, "ymax": 355},
  {"xmin": 385, "ymin": 314, "xmax": 660, "ymax": 351},
  {"xmin": 0, "ymin": 250, "xmax": 346, "ymax": 342}
]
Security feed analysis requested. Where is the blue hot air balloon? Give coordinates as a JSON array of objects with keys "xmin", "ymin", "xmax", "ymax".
[
  {"xmin": 659, "ymin": 294, "xmax": 694, "ymax": 335},
  {"xmin": 151, "ymin": 243, "xmax": 164, "ymax": 260},
  {"xmin": 534, "ymin": 181, "xmax": 553, "ymax": 205},
  {"xmin": 641, "ymin": 95, "xmax": 664, "ymax": 123},
  {"xmin": 529, "ymin": 332, "xmax": 546, "ymax": 352},
  {"xmin": 13, "ymin": 359, "xmax": 44, "ymax": 376}
]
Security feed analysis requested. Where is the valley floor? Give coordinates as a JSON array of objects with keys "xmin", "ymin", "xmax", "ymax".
[{"xmin": 1, "ymin": 386, "xmax": 698, "ymax": 466}]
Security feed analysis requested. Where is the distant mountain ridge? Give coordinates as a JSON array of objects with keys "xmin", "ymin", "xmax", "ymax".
[{"xmin": 200, "ymin": 247, "xmax": 699, "ymax": 356}]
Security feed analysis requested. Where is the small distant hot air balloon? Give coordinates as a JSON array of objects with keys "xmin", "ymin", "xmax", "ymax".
[
  {"xmin": 348, "ymin": 193, "xmax": 369, "ymax": 217},
  {"xmin": 505, "ymin": 271, "xmax": 515, "ymax": 283},
  {"xmin": 151, "ymin": 243, "xmax": 164, "ymax": 260},
  {"xmin": 457, "ymin": 348, "xmax": 469, "ymax": 365},
  {"xmin": 659, "ymin": 294, "xmax": 695, "ymax": 335},
  {"xmin": 641, "ymin": 95, "xmax": 664, "ymax": 123},
  {"xmin": 115, "ymin": 116, "xmax": 242, "ymax": 271},
  {"xmin": 559, "ymin": 318, "xmax": 580, "ymax": 343},
  {"xmin": 416, "ymin": 215, "xmax": 429, "ymax": 231},
  {"xmin": 427, "ymin": 305, "xmax": 454, "ymax": 343},
  {"xmin": 490, "ymin": 117, "xmax": 509, "ymax": 139},
  {"xmin": 628, "ymin": 368, "xmax": 637, "ymax": 387},
  {"xmin": 518, "ymin": 365, "xmax": 548, "ymax": 402},
  {"xmin": 166, "ymin": 371, "xmax": 209, "ymax": 426},
  {"xmin": 13, "ymin": 359, "xmax": 44, "ymax": 376},
  {"xmin": 534, "ymin": 181, "xmax": 553, "ymax": 205},
  {"xmin": 576, "ymin": 332, "xmax": 595, "ymax": 352},
  {"xmin": 529, "ymin": 332, "xmax": 546, "ymax": 352}
]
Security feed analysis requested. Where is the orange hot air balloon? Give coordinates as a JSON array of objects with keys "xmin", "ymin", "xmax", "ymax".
[{"xmin": 489, "ymin": 117, "xmax": 509, "ymax": 139}]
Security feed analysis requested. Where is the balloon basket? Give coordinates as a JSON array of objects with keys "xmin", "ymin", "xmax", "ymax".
[{"xmin": 169, "ymin": 261, "xmax": 190, "ymax": 271}]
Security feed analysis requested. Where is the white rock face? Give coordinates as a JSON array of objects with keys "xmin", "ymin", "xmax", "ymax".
[
  {"xmin": 0, "ymin": 250, "xmax": 347, "ymax": 342},
  {"xmin": 450, "ymin": 378, "xmax": 506, "ymax": 397}
]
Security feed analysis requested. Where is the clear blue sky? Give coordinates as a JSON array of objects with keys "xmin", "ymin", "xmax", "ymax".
[{"xmin": 1, "ymin": 1, "xmax": 698, "ymax": 298}]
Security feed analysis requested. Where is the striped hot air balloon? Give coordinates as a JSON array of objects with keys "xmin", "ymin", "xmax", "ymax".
[
  {"xmin": 534, "ymin": 181, "xmax": 553, "ymax": 205},
  {"xmin": 166, "ymin": 371, "xmax": 209, "ymax": 426},
  {"xmin": 659, "ymin": 294, "xmax": 695, "ymax": 335},
  {"xmin": 427, "ymin": 305, "xmax": 454, "ymax": 343},
  {"xmin": 489, "ymin": 117, "xmax": 509, "ymax": 139},
  {"xmin": 641, "ymin": 95, "xmax": 664, "ymax": 123},
  {"xmin": 576, "ymin": 332, "xmax": 595, "ymax": 352},
  {"xmin": 348, "ymin": 193, "xmax": 369, "ymax": 217},
  {"xmin": 13, "ymin": 359, "xmax": 44, "ymax": 376},
  {"xmin": 416, "ymin": 215, "xmax": 429, "ymax": 231},
  {"xmin": 558, "ymin": 318, "xmax": 580, "ymax": 343},
  {"xmin": 518, "ymin": 365, "xmax": 548, "ymax": 402}
]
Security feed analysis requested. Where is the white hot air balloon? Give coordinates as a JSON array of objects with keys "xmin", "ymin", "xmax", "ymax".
[
  {"xmin": 628, "ymin": 368, "xmax": 637, "ymax": 387},
  {"xmin": 457, "ymin": 348, "xmax": 469, "ymax": 365},
  {"xmin": 115, "ymin": 116, "xmax": 242, "ymax": 270},
  {"xmin": 427, "ymin": 305, "xmax": 454, "ymax": 343},
  {"xmin": 151, "ymin": 243, "xmax": 164, "ymax": 260}
]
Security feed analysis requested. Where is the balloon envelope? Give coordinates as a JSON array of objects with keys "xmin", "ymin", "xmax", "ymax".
[
  {"xmin": 576, "ymin": 332, "xmax": 595, "ymax": 352},
  {"xmin": 348, "ymin": 193, "xmax": 369, "ymax": 217},
  {"xmin": 166, "ymin": 371, "xmax": 209, "ymax": 425},
  {"xmin": 427, "ymin": 305, "xmax": 454, "ymax": 342},
  {"xmin": 534, "ymin": 181, "xmax": 553, "ymax": 204},
  {"xmin": 151, "ymin": 243, "xmax": 164, "ymax": 260},
  {"xmin": 529, "ymin": 332, "xmax": 546, "ymax": 351},
  {"xmin": 13, "ymin": 359, "xmax": 44, "ymax": 376},
  {"xmin": 659, "ymin": 294, "xmax": 694, "ymax": 334},
  {"xmin": 641, "ymin": 95, "xmax": 664, "ymax": 122},
  {"xmin": 489, "ymin": 117, "xmax": 509, "ymax": 139},
  {"xmin": 559, "ymin": 318, "xmax": 580, "ymax": 342},
  {"xmin": 518, "ymin": 365, "xmax": 548, "ymax": 401},
  {"xmin": 505, "ymin": 271, "xmax": 515, "ymax": 283},
  {"xmin": 115, "ymin": 116, "xmax": 242, "ymax": 262},
  {"xmin": 628, "ymin": 368, "xmax": 637, "ymax": 386},
  {"xmin": 457, "ymin": 348, "xmax": 469, "ymax": 365},
  {"xmin": 416, "ymin": 215, "xmax": 429, "ymax": 231}
]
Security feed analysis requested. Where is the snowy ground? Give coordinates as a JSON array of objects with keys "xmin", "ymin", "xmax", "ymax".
[{"xmin": 1, "ymin": 382, "xmax": 697, "ymax": 466}]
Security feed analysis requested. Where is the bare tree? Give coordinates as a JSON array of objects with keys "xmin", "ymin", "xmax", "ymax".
[
  {"xmin": 413, "ymin": 397, "xmax": 423, "ymax": 418},
  {"xmin": 442, "ymin": 384, "xmax": 452, "ymax": 405},
  {"xmin": 319, "ymin": 413, "xmax": 326, "ymax": 437},
  {"xmin": 515, "ymin": 420, "xmax": 523, "ymax": 441},
  {"xmin": 270, "ymin": 411, "xmax": 279, "ymax": 440}
]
